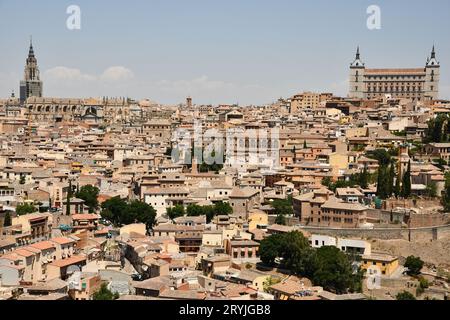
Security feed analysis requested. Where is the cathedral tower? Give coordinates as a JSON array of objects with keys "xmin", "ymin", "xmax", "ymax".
[{"xmin": 19, "ymin": 37, "xmax": 43, "ymax": 103}]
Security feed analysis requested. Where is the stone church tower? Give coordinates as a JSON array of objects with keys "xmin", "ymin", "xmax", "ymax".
[
  {"xmin": 424, "ymin": 46, "xmax": 440, "ymax": 100},
  {"xmin": 349, "ymin": 46, "xmax": 365, "ymax": 99},
  {"xmin": 20, "ymin": 37, "xmax": 43, "ymax": 103}
]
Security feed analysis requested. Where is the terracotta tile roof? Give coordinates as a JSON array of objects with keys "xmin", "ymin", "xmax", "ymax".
[
  {"xmin": 14, "ymin": 248, "xmax": 36, "ymax": 258},
  {"xmin": 49, "ymin": 255, "xmax": 86, "ymax": 268},
  {"xmin": 72, "ymin": 214, "xmax": 100, "ymax": 220},
  {"xmin": 0, "ymin": 253, "xmax": 21, "ymax": 261},
  {"xmin": 51, "ymin": 237, "xmax": 75, "ymax": 245},
  {"xmin": 365, "ymin": 68, "xmax": 425, "ymax": 74},
  {"xmin": 29, "ymin": 241, "xmax": 56, "ymax": 251}
]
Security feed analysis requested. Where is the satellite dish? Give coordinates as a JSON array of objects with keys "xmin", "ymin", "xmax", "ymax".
[{"xmin": 66, "ymin": 265, "xmax": 81, "ymax": 275}]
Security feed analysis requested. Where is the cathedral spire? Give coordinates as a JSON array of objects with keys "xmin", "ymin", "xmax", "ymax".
[
  {"xmin": 20, "ymin": 36, "xmax": 43, "ymax": 102},
  {"xmin": 426, "ymin": 44, "xmax": 439, "ymax": 67},
  {"xmin": 350, "ymin": 46, "xmax": 364, "ymax": 68},
  {"xmin": 28, "ymin": 36, "xmax": 35, "ymax": 59}
]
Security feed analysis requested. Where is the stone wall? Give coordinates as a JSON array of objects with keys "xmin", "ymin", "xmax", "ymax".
[
  {"xmin": 367, "ymin": 208, "xmax": 449, "ymax": 228},
  {"xmin": 383, "ymin": 198, "xmax": 442, "ymax": 210},
  {"xmin": 409, "ymin": 213, "xmax": 449, "ymax": 228},
  {"xmin": 298, "ymin": 224, "xmax": 450, "ymax": 241},
  {"xmin": 268, "ymin": 215, "xmax": 300, "ymax": 226}
]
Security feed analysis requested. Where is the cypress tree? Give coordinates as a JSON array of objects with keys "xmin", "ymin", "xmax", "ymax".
[
  {"xmin": 377, "ymin": 165, "xmax": 389, "ymax": 199},
  {"xmin": 360, "ymin": 166, "xmax": 369, "ymax": 189},
  {"xmin": 388, "ymin": 162, "xmax": 395, "ymax": 197},
  {"xmin": 401, "ymin": 161, "xmax": 412, "ymax": 198},
  {"xmin": 394, "ymin": 170, "xmax": 401, "ymax": 198},
  {"xmin": 303, "ymin": 140, "xmax": 307, "ymax": 149},
  {"xmin": 66, "ymin": 180, "xmax": 72, "ymax": 216},
  {"xmin": 3, "ymin": 212, "xmax": 12, "ymax": 227}
]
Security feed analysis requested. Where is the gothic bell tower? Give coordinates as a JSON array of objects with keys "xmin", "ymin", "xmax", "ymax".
[{"xmin": 19, "ymin": 37, "xmax": 43, "ymax": 103}]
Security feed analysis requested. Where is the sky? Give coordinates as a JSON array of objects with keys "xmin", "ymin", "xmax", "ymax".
[{"xmin": 0, "ymin": 0, "xmax": 449, "ymax": 105}]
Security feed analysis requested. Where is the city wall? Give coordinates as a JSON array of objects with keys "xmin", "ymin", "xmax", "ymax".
[{"xmin": 298, "ymin": 224, "xmax": 450, "ymax": 242}]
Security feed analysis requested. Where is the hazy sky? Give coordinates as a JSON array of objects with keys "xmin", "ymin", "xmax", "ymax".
[{"xmin": 0, "ymin": 0, "xmax": 449, "ymax": 105}]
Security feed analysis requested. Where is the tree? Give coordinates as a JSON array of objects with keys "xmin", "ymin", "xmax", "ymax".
[
  {"xmin": 186, "ymin": 204, "xmax": 204, "ymax": 217},
  {"xmin": 203, "ymin": 206, "xmax": 216, "ymax": 223},
  {"xmin": 101, "ymin": 196, "xmax": 128, "ymax": 226},
  {"xmin": 394, "ymin": 170, "xmax": 401, "ymax": 198},
  {"xmin": 259, "ymin": 233, "xmax": 285, "ymax": 265},
  {"xmin": 101, "ymin": 197, "xmax": 156, "ymax": 229},
  {"xmin": 275, "ymin": 214, "xmax": 286, "ymax": 225},
  {"xmin": 387, "ymin": 162, "xmax": 395, "ymax": 197},
  {"xmin": 258, "ymin": 232, "xmax": 362, "ymax": 294},
  {"xmin": 185, "ymin": 202, "xmax": 232, "ymax": 223},
  {"xmin": 16, "ymin": 203, "xmax": 37, "ymax": 216},
  {"xmin": 166, "ymin": 205, "xmax": 185, "ymax": 220},
  {"xmin": 376, "ymin": 165, "xmax": 389, "ymax": 199},
  {"xmin": 404, "ymin": 256, "xmax": 424, "ymax": 276},
  {"xmin": 92, "ymin": 283, "xmax": 119, "ymax": 300},
  {"xmin": 213, "ymin": 201, "xmax": 232, "ymax": 216},
  {"xmin": 417, "ymin": 277, "xmax": 429, "ymax": 296},
  {"xmin": 312, "ymin": 246, "xmax": 359, "ymax": 294},
  {"xmin": 3, "ymin": 212, "xmax": 12, "ymax": 227},
  {"xmin": 442, "ymin": 172, "xmax": 450, "ymax": 211},
  {"xmin": 127, "ymin": 200, "xmax": 157, "ymax": 230},
  {"xmin": 76, "ymin": 185, "xmax": 100, "ymax": 213},
  {"xmin": 271, "ymin": 199, "xmax": 294, "ymax": 216},
  {"xmin": 66, "ymin": 180, "xmax": 72, "ymax": 216},
  {"xmin": 303, "ymin": 140, "xmax": 307, "ymax": 149},
  {"xmin": 396, "ymin": 291, "xmax": 416, "ymax": 300},
  {"xmin": 367, "ymin": 149, "xmax": 391, "ymax": 166},
  {"xmin": 425, "ymin": 181, "xmax": 437, "ymax": 198},
  {"xmin": 19, "ymin": 175, "xmax": 26, "ymax": 185},
  {"xmin": 359, "ymin": 166, "xmax": 369, "ymax": 189},
  {"xmin": 401, "ymin": 161, "xmax": 412, "ymax": 198},
  {"xmin": 425, "ymin": 114, "xmax": 447, "ymax": 143},
  {"xmin": 321, "ymin": 177, "xmax": 332, "ymax": 189},
  {"xmin": 263, "ymin": 276, "xmax": 281, "ymax": 293},
  {"xmin": 432, "ymin": 158, "xmax": 447, "ymax": 170}
]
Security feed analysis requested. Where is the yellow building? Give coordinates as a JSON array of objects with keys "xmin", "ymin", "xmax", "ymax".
[
  {"xmin": 71, "ymin": 162, "xmax": 83, "ymax": 173},
  {"xmin": 328, "ymin": 152, "xmax": 349, "ymax": 172},
  {"xmin": 251, "ymin": 274, "xmax": 272, "ymax": 292},
  {"xmin": 290, "ymin": 92, "xmax": 332, "ymax": 113},
  {"xmin": 247, "ymin": 209, "xmax": 268, "ymax": 232},
  {"xmin": 361, "ymin": 253, "xmax": 399, "ymax": 277}
]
